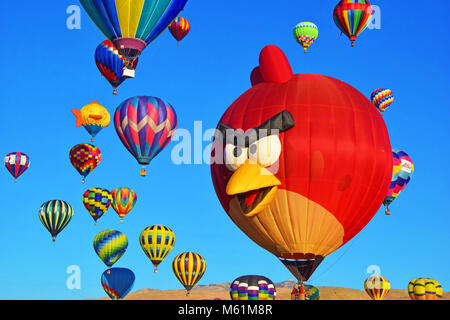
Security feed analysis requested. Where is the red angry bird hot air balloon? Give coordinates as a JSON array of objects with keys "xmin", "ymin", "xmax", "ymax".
[
  {"xmin": 210, "ymin": 45, "xmax": 392, "ymax": 281},
  {"xmin": 168, "ymin": 17, "xmax": 190, "ymax": 45}
]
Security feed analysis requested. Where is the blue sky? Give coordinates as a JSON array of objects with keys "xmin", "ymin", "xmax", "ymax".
[{"xmin": 0, "ymin": 1, "xmax": 449, "ymax": 299}]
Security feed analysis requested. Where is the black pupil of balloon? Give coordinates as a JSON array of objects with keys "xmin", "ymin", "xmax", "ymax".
[
  {"xmin": 249, "ymin": 144, "xmax": 257, "ymax": 155},
  {"xmin": 233, "ymin": 147, "xmax": 242, "ymax": 158}
]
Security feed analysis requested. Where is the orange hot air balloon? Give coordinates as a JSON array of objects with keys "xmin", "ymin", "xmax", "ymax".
[{"xmin": 210, "ymin": 45, "xmax": 392, "ymax": 281}]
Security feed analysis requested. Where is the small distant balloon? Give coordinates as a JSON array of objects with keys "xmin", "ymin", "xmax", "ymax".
[
  {"xmin": 4, "ymin": 152, "xmax": 30, "ymax": 182},
  {"xmin": 371, "ymin": 88, "xmax": 394, "ymax": 115},
  {"xmin": 333, "ymin": 0, "xmax": 373, "ymax": 46},
  {"xmin": 172, "ymin": 252, "xmax": 206, "ymax": 296},
  {"xmin": 72, "ymin": 101, "xmax": 111, "ymax": 142},
  {"xmin": 69, "ymin": 144, "xmax": 102, "ymax": 183},
  {"xmin": 168, "ymin": 17, "xmax": 191, "ymax": 45},
  {"xmin": 293, "ymin": 22, "xmax": 319, "ymax": 53},
  {"xmin": 39, "ymin": 200, "xmax": 73, "ymax": 242},
  {"xmin": 364, "ymin": 275, "xmax": 390, "ymax": 300}
]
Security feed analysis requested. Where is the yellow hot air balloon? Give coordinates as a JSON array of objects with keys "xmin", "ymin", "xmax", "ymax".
[
  {"xmin": 364, "ymin": 275, "xmax": 390, "ymax": 300},
  {"xmin": 172, "ymin": 252, "xmax": 206, "ymax": 296},
  {"xmin": 408, "ymin": 278, "xmax": 443, "ymax": 300},
  {"xmin": 140, "ymin": 225, "xmax": 175, "ymax": 273},
  {"xmin": 71, "ymin": 101, "xmax": 111, "ymax": 142}
]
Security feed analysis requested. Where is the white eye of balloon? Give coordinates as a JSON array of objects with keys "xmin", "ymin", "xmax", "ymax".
[
  {"xmin": 248, "ymin": 135, "xmax": 281, "ymax": 167},
  {"xmin": 224, "ymin": 144, "xmax": 248, "ymax": 171}
]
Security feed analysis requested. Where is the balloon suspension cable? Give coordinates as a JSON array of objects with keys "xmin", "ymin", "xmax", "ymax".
[{"xmin": 140, "ymin": 167, "xmax": 147, "ymax": 177}]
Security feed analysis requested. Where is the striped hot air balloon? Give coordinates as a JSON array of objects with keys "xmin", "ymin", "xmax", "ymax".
[
  {"xmin": 82, "ymin": 188, "xmax": 113, "ymax": 225},
  {"xmin": 140, "ymin": 225, "xmax": 175, "ymax": 273},
  {"xmin": 38, "ymin": 200, "xmax": 74, "ymax": 242},
  {"xmin": 114, "ymin": 96, "xmax": 178, "ymax": 177},
  {"xmin": 101, "ymin": 268, "xmax": 135, "ymax": 300},
  {"xmin": 333, "ymin": 0, "xmax": 373, "ymax": 47},
  {"xmin": 371, "ymin": 88, "xmax": 394, "ymax": 115},
  {"xmin": 364, "ymin": 275, "xmax": 390, "ymax": 300},
  {"xmin": 230, "ymin": 275, "xmax": 276, "ymax": 300},
  {"xmin": 4, "ymin": 152, "xmax": 30, "ymax": 182},
  {"xmin": 172, "ymin": 252, "xmax": 206, "ymax": 295},
  {"xmin": 293, "ymin": 22, "xmax": 319, "ymax": 53},
  {"xmin": 111, "ymin": 188, "xmax": 137, "ymax": 222},
  {"xmin": 168, "ymin": 17, "xmax": 191, "ymax": 45},
  {"xmin": 69, "ymin": 144, "xmax": 102, "ymax": 183},
  {"xmin": 408, "ymin": 278, "xmax": 443, "ymax": 300},
  {"xmin": 93, "ymin": 230, "xmax": 128, "ymax": 269}
]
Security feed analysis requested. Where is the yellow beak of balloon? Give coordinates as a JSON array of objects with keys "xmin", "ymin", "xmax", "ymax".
[{"xmin": 226, "ymin": 160, "xmax": 281, "ymax": 217}]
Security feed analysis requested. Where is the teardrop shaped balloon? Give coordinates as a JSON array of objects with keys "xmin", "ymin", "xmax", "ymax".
[
  {"xmin": 93, "ymin": 230, "xmax": 128, "ymax": 268},
  {"xmin": 168, "ymin": 17, "xmax": 191, "ymax": 45},
  {"xmin": 172, "ymin": 252, "xmax": 206, "ymax": 295},
  {"xmin": 140, "ymin": 225, "xmax": 175, "ymax": 273},
  {"xmin": 114, "ymin": 96, "xmax": 178, "ymax": 177},
  {"xmin": 370, "ymin": 88, "xmax": 394, "ymax": 115},
  {"xmin": 333, "ymin": 0, "xmax": 373, "ymax": 46},
  {"xmin": 364, "ymin": 275, "xmax": 390, "ymax": 300},
  {"xmin": 111, "ymin": 188, "xmax": 137, "ymax": 222},
  {"xmin": 38, "ymin": 200, "xmax": 73, "ymax": 242},
  {"xmin": 95, "ymin": 40, "xmax": 139, "ymax": 95},
  {"xmin": 69, "ymin": 144, "xmax": 102, "ymax": 183},
  {"xmin": 230, "ymin": 275, "xmax": 276, "ymax": 300},
  {"xmin": 79, "ymin": 0, "xmax": 188, "ymax": 59},
  {"xmin": 82, "ymin": 188, "xmax": 113, "ymax": 225},
  {"xmin": 4, "ymin": 152, "xmax": 30, "ymax": 182},
  {"xmin": 101, "ymin": 267, "xmax": 135, "ymax": 300},
  {"xmin": 383, "ymin": 149, "xmax": 414, "ymax": 215},
  {"xmin": 293, "ymin": 22, "xmax": 319, "ymax": 53},
  {"xmin": 291, "ymin": 282, "xmax": 320, "ymax": 300},
  {"xmin": 71, "ymin": 102, "xmax": 111, "ymax": 142},
  {"xmin": 408, "ymin": 278, "xmax": 443, "ymax": 300}
]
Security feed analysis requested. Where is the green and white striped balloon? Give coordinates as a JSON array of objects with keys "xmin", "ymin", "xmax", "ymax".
[{"xmin": 39, "ymin": 200, "xmax": 73, "ymax": 242}]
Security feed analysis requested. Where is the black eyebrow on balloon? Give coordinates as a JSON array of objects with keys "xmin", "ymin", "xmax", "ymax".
[{"xmin": 216, "ymin": 111, "xmax": 295, "ymax": 147}]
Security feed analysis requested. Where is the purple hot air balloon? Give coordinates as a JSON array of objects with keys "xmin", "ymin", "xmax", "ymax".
[{"xmin": 114, "ymin": 96, "xmax": 178, "ymax": 176}]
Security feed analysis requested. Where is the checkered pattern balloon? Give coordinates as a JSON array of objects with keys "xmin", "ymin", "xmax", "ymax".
[
  {"xmin": 69, "ymin": 144, "xmax": 101, "ymax": 182},
  {"xmin": 82, "ymin": 188, "xmax": 113, "ymax": 224}
]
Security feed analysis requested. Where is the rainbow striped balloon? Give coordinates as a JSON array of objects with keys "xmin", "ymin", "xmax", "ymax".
[
  {"xmin": 371, "ymin": 88, "xmax": 394, "ymax": 114},
  {"xmin": 408, "ymin": 278, "xmax": 443, "ymax": 300},
  {"xmin": 4, "ymin": 152, "xmax": 30, "ymax": 182},
  {"xmin": 111, "ymin": 188, "xmax": 137, "ymax": 222},
  {"xmin": 230, "ymin": 275, "xmax": 276, "ymax": 300},
  {"xmin": 333, "ymin": 0, "xmax": 373, "ymax": 46},
  {"xmin": 172, "ymin": 252, "xmax": 206, "ymax": 295},
  {"xmin": 364, "ymin": 275, "xmax": 390, "ymax": 300},
  {"xmin": 93, "ymin": 230, "xmax": 128, "ymax": 268},
  {"xmin": 39, "ymin": 200, "xmax": 73, "ymax": 242}
]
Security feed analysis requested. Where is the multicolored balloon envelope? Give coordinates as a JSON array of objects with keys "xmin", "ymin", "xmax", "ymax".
[
  {"xmin": 333, "ymin": 0, "xmax": 373, "ymax": 46},
  {"xmin": 293, "ymin": 22, "xmax": 319, "ymax": 53},
  {"xmin": 408, "ymin": 278, "xmax": 443, "ymax": 300},
  {"xmin": 93, "ymin": 230, "xmax": 128, "ymax": 268},
  {"xmin": 210, "ymin": 45, "xmax": 392, "ymax": 282},
  {"xmin": 383, "ymin": 149, "xmax": 414, "ymax": 215},
  {"xmin": 4, "ymin": 152, "xmax": 30, "ymax": 182},
  {"xmin": 291, "ymin": 282, "xmax": 320, "ymax": 300},
  {"xmin": 95, "ymin": 40, "xmax": 139, "ymax": 95},
  {"xmin": 82, "ymin": 188, "xmax": 113, "ymax": 225},
  {"xmin": 364, "ymin": 275, "xmax": 390, "ymax": 300},
  {"xmin": 168, "ymin": 17, "xmax": 191, "ymax": 45},
  {"xmin": 71, "ymin": 102, "xmax": 111, "ymax": 142},
  {"xmin": 230, "ymin": 275, "xmax": 276, "ymax": 300},
  {"xmin": 79, "ymin": 0, "xmax": 188, "ymax": 59},
  {"xmin": 101, "ymin": 267, "xmax": 135, "ymax": 300},
  {"xmin": 371, "ymin": 88, "xmax": 394, "ymax": 115},
  {"xmin": 140, "ymin": 225, "xmax": 175, "ymax": 273},
  {"xmin": 69, "ymin": 144, "xmax": 102, "ymax": 183},
  {"xmin": 111, "ymin": 188, "xmax": 137, "ymax": 222},
  {"xmin": 38, "ymin": 200, "xmax": 73, "ymax": 242},
  {"xmin": 172, "ymin": 252, "xmax": 206, "ymax": 295},
  {"xmin": 114, "ymin": 96, "xmax": 178, "ymax": 176}
]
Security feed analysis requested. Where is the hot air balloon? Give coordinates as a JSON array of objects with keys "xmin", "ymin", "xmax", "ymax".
[
  {"xmin": 371, "ymin": 88, "xmax": 394, "ymax": 115},
  {"xmin": 114, "ymin": 96, "xmax": 178, "ymax": 176},
  {"xmin": 293, "ymin": 22, "xmax": 319, "ymax": 53},
  {"xmin": 408, "ymin": 278, "xmax": 443, "ymax": 300},
  {"xmin": 72, "ymin": 101, "xmax": 111, "ymax": 142},
  {"xmin": 172, "ymin": 252, "xmax": 206, "ymax": 295},
  {"xmin": 210, "ymin": 45, "xmax": 392, "ymax": 282},
  {"xmin": 140, "ymin": 225, "xmax": 175, "ymax": 273},
  {"xmin": 93, "ymin": 230, "xmax": 128, "ymax": 269},
  {"xmin": 4, "ymin": 152, "xmax": 30, "ymax": 182},
  {"xmin": 95, "ymin": 40, "xmax": 139, "ymax": 95},
  {"xmin": 38, "ymin": 200, "xmax": 73, "ymax": 242},
  {"xmin": 168, "ymin": 17, "xmax": 190, "ymax": 45},
  {"xmin": 101, "ymin": 267, "xmax": 135, "ymax": 300},
  {"xmin": 82, "ymin": 188, "xmax": 113, "ymax": 225},
  {"xmin": 364, "ymin": 275, "xmax": 390, "ymax": 300},
  {"xmin": 291, "ymin": 282, "xmax": 320, "ymax": 300},
  {"xmin": 79, "ymin": 0, "xmax": 188, "ymax": 60},
  {"xmin": 230, "ymin": 275, "xmax": 276, "ymax": 300},
  {"xmin": 333, "ymin": 0, "xmax": 373, "ymax": 47},
  {"xmin": 111, "ymin": 188, "xmax": 137, "ymax": 222},
  {"xmin": 69, "ymin": 144, "xmax": 102, "ymax": 183},
  {"xmin": 383, "ymin": 149, "xmax": 414, "ymax": 215}
]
